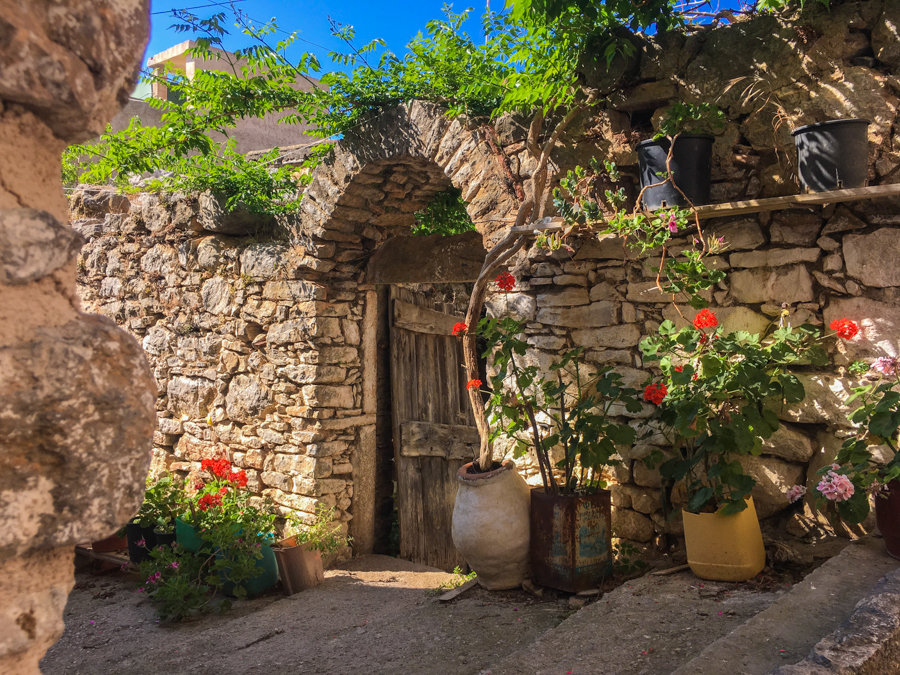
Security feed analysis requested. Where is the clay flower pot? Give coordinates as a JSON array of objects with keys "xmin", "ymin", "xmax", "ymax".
[
  {"xmin": 682, "ymin": 496, "xmax": 765, "ymax": 582},
  {"xmin": 451, "ymin": 460, "xmax": 531, "ymax": 590},
  {"xmin": 274, "ymin": 542, "xmax": 326, "ymax": 595},
  {"xmin": 91, "ymin": 532, "xmax": 127, "ymax": 553},
  {"xmin": 875, "ymin": 479, "xmax": 900, "ymax": 560}
]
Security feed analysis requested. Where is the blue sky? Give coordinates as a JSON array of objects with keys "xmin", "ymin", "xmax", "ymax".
[{"xmin": 143, "ymin": 0, "xmax": 482, "ymax": 76}]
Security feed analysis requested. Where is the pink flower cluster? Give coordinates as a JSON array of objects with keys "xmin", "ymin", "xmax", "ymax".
[
  {"xmin": 817, "ymin": 466, "xmax": 855, "ymax": 502},
  {"xmin": 785, "ymin": 485, "xmax": 807, "ymax": 503},
  {"xmin": 872, "ymin": 356, "xmax": 900, "ymax": 377}
]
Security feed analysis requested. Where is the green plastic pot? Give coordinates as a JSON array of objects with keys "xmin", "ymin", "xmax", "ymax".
[
  {"xmin": 175, "ymin": 518, "xmax": 205, "ymax": 552},
  {"xmin": 217, "ymin": 544, "xmax": 279, "ymax": 597}
]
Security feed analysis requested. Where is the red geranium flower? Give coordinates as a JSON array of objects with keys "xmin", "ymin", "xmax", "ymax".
[
  {"xmin": 452, "ymin": 322, "xmax": 467, "ymax": 337},
  {"xmin": 229, "ymin": 469, "xmax": 248, "ymax": 488},
  {"xmin": 466, "ymin": 379, "xmax": 483, "ymax": 391},
  {"xmin": 495, "ymin": 272, "xmax": 516, "ymax": 292},
  {"xmin": 197, "ymin": 492, "xmax": 223, "ymax": 511},
  {"xmin": 830, "ymin": 318, "xmax": 859, "ymax": 340},
  {"xmin": 693, "ymin": 309, "xmax": 718, "ymax": 329},
  {"xmin": 644, "ymin": 383, "xmax": 667, "ymax": 405},
  {"xmin": 201, "ymin": 458, "xmax": 233, "ymax": 480},
  {"xmin": 674, "ymin": 366, "xmax": 683, "ymax": 373}
]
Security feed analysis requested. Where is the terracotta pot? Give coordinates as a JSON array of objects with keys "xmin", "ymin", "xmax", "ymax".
[
  {"xmin": 530, "ymin": 488, "xmax": 612, "ymax": 593},
  {"xmin": 682, "ymin": 496, "xmax": 765, "ymax": 582},
  {"xmin": 91, "ymin": 533, "xmax": 127, "ymax": 553},
  {"xmin": 451, "ymin": 460, "xmax": 531, "ymax": 590},
  {"xmin": 274, "ymin": 542, "xmax": 325, "ymax": 595},
  {"xmin": 875, "ymin": 479, "xmax": 900, "ymax": 560}
]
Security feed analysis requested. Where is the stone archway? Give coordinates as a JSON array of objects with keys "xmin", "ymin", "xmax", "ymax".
[{"xmin": 285, "ymin": 101, "xmax": 519, "ymax": 557}]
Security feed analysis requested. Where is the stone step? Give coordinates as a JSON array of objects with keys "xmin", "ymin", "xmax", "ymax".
[
  {"xmin": 484, "ymin": 563, "xmax": 787, "ymax": 675},
  {"xmin": 671, "ymin": 537, "xmax": 900, "ymax": 675},
  {"xmin": 482, "ymin": 538, "xmax": 900, "ymax": 675}
]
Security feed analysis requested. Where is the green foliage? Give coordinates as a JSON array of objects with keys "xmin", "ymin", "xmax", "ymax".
[
  {"xmin": 507, "ymin": 0, "xmax": 685, "ymax": 35},
  {"xmin": 134, "ymin": 473, "xmax": 183, "ymax": 532},
  {"xmin": 553, "ymin": 161, "xmax": 726, "ymax": 308},
  {"xmin": 478, "ymin": 293, "xmax": 641, "ymax": 494},
  {"xmin": 824, "ymin": 360, "xmax": 900, "ymax": 523},
  {"xmin": 654, "ymin": 102, "xmax": 726, "ymax": 139},
  {"xmin": 286, "ymin": 504, "xmax": 351, "ymax": 556},
  {"xmin": 613, "ymin": 541, "xmax": 648, "ymax": 576},
  {"xmin": 138, "ymin": 543, "xmax": 221, "ymax": 621},
  {"xmin": 641, "ymin": 317, "xmax": 825, "ymax": 514},
  {"xmin": 430, "ymin": 566, "xmax": 477, "ymax": 594},
  {"xmin": 411, "ymin": 186, "xmax": 476, "ymax": 237}
]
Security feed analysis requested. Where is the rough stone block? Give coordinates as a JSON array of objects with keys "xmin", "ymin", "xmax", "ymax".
[
  {"xmin": 729, "ymin": 265, "xmax": 815, "ymax": 304},
  {"xmin": 535, "ymin": 301, "xmax": 619, "ymax": 328}
]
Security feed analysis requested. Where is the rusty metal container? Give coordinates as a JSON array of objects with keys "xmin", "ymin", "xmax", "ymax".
[{"xmin": 530, "ymin": 488, "xmax": 612, "ymax": 593}]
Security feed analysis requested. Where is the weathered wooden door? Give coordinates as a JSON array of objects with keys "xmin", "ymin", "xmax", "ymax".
[{"xmin": 390, "ymin": 286, "xmax": 480, "ymax": 572}]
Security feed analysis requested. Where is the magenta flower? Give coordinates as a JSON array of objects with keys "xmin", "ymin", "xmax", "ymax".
[
  {"xmin": 168, "ymin": 561, "xmax": 180, "ymax": 570},
  {"xmin": 667, "ymin": 214, "xmax": 678, "ymax": 233},
  {"xmin": 136, "ymin": 538, "xmax": 146, "ymax": 548}
]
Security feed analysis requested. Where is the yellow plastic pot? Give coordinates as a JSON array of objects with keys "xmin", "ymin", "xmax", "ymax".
[{"xmin": 682, "ymin": 496, "xmax": 765, "ymax": 582}]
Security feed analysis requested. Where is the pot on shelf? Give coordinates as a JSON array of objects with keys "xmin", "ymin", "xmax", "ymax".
[
  {"xmin": 792, "ymin": 119, "xmax": 869, "ymax": 192},
  {"xmin": 273, "ymin": 541, "xmax": 326, "ymax": 595},
  {"xmin": 636, "ymin": 134, "xmax": 715, "ymax": 210},
  {"xmin": 452, "ymin": 460, "xmax": 531, "ymax": 590},
  {"xmin": 682, "ymin": 496, "xmax": 765, "ymax": 582},
  {"xmin": 875, "ymin": 479, "xmax": 900, "ymax": 560},
  {"xmin": 530, "ymin": 488, "xmax": 612, "ymax": 593}
]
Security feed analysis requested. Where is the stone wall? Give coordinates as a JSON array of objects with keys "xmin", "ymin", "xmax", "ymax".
[
  {"xmin": 72, "ymin": 189, "xmax": 363, "ymax": 550},
  {"xmin": 0, "ymin": 2, "xmax": 153, "ymax": 674},
  {"xmin": 71, "ymin": 103, "xmax": 515, "ymax": 555},
  {"xmin": 489, "ymin": 0, "xmax": 900, "ymax": 546},
  {"xmin": 71, "ymin": 0, "xmax": 900, "ymax": 566}
]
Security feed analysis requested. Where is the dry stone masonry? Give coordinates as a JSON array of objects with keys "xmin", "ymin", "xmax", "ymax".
[
  {"xmin": 73, "ymin": 101, "xmax": 517, "ymax": 555},
  {"xmin": 71, "ymin": 0, "xmax": 900, "ymax": 569},
  {"xmin": 0, "ymin": 2, "xmax": 153, "ymax": 674}
]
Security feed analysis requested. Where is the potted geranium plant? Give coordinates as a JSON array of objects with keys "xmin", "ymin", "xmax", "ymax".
[
  {"xmin": 128, "ymin": 473, "xmax": 182, "ymax": 563},
  {"xmin": 274, "ymin": 504, "xmax": 351, "ymax": 595},
  {"xmin": 181, "ymin": 457, "xmax": 278, "ymax": 598},
  {"xmin": 641, "ymin": 309, "xmax": 824, "ymax": 581},
  {"xmin": 786, "ymin": 318, "xmax": 900, "ymax": 557}
]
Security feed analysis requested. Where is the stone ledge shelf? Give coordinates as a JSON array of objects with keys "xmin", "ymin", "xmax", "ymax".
[
  {"xmin": 508, "ymin": 184, "xmax": 900, "ymax": 239},
  {"xmin": 693, "ymin": 183, "xmax": 900, "ymax": 220}
]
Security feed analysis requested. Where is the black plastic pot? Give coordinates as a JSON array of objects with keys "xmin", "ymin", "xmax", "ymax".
[
  {"xmin": 126, "ymin": 521, "xmax": 156, "ymax": 564},
  {"xmin": 792, "ymin": 119, "xmax": 869, "ymax": 192},
  {"xmin": 153, "ymin": 528, "xmax": 176, "ymax": 549},
  {"xmin": 636, "ymin": 134, "xmax": 715, "ymax": 210}
]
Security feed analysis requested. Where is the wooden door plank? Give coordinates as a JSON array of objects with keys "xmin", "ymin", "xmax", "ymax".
[
  {"xmin": 394, "ymin": 299, "xmax": 461, "ymax": 336},
  {"xmin": 399, "ymin": 421, "xmax": 480, "ymax": 460}
]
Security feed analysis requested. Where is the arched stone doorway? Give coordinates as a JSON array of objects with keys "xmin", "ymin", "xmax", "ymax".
[{"xmin": 290, "ymin": 101, "xmax": 519, "ymax": 566}]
